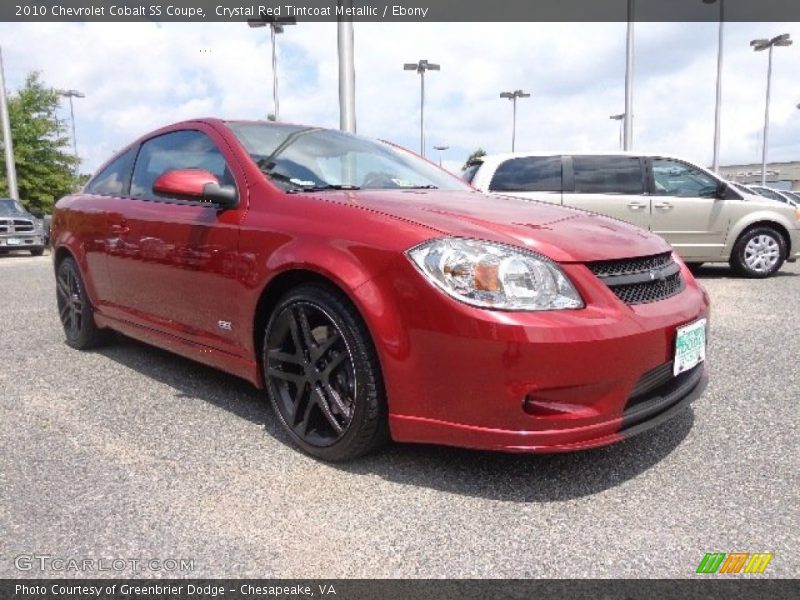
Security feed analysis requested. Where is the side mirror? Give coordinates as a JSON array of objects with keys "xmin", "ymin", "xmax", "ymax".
[
  {"xmin": 152, "ymin": 169, "xmax": 238, "ymax": 208},
  {"xmin": 715, "ymin": 181, "xmax": 736, "ymax": 200}
]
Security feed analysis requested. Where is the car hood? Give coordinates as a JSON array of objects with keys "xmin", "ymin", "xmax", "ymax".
[{"xmin": 316, "ymin": 189, "xmax": 671, "ymax": 263}]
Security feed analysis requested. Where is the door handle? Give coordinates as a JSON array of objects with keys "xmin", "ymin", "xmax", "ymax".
[
  {"xmin": 627, "ymin": 201, "xmax": 647, "ymax": 211},
  {"xmin": 654, "ymin": 202, "xmax": 673, "ymax": 210},
  {"xmin": 110, "ymin": 223, "xmax": 130, "ymax": 236}
]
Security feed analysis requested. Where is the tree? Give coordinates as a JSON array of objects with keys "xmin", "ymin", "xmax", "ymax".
[
  {"xmin": 463, "ymin": 148, "xmax": 486, "ymax": 170},
  {"xmin": 0, "ymin": 72, "xmax": 79, "ymax": 214}
]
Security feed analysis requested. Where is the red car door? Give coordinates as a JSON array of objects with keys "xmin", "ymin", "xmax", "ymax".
[{"xmin": 103, "ymin": 127, "xmax": 250, "ymax": 357}]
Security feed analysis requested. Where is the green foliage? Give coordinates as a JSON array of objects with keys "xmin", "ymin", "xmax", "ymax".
[
  {"xmin": 0, "ymin": 72, "xmax": 79, "ymax": 214},
  {"xmin": 463, "ymin": 148, "xmax": 486, "ymax": 170}
]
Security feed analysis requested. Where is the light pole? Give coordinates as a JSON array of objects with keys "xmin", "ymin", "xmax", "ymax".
[
  {"xmin": 433, "ymin": 145, "xmax": 449, "ymax": 167},
  {"xmin": 703, "ymin": 0, "xmax": 724, "ymax": 173},
  {"xmin": 404, "ymin": 59, "xmax": 440, "ymax": 157},
  {"xmin": 623, "ymin": 0, "xmax": 635, "ymax": 150},
  {"xmin": 337, "ymin": 0, "xmax": 356, "ymax": 134},
  {"xmin": 499, "ymin": 90, "xmax": 531, "ymax": 152},
  {"xmin": 248, "ymin": 16, "xmax": 296, "ymax": 121},
  {"xmin": 0, "ymin": 46, "xmax": 18, "ymax": 200},
  {"xmin": 57, "ymin": 89, "xmax": 84, "ymax": 177},
  {"xmin": 610, "ymin": 113, "xmax": 625, "ymax": 150},
  {"xmin": 751, "ymin": 33, "xmax": 792, "ymax": 186}
]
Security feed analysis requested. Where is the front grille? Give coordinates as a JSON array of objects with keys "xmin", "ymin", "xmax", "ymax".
[
  {"xmin": 587, "ymin": 252, "xmax": 685, "ymax": 305},
  {"xmin": 0, "ymin": 219, "xmax": 9, "ymax": 233},
  {"xmin": 588, "ymin": 252, "xmax": 672, "ymax": 278},
  {"xmin": 629, "ymin": 361, "xmax": 674, "ymax": 403},
  {"xmin": 13, "ymin": 219, "xmax": 33, "ymax": 232}
]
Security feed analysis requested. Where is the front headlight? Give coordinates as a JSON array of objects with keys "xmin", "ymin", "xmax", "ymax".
[{"xmin": 407, "ymin": 237, "xmax": 583, "ymax": 311}]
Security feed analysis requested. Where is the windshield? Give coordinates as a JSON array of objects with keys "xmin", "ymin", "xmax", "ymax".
[
  {"xmin": 228, "ymin": 123, "xmax": 471, "ymax": 193},
  {"xmin": 0, "ymin": 199, "xmax": 27, "ymax": 216}
]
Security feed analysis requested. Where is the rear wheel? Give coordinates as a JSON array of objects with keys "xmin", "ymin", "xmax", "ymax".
[
  {"xmin": 729, "ymin": 226, "xmax": 786, "ymax": 278},
  {"xmin": 262, "ymin": 283, "xmax": 388, "ymax": 461},
  {"xmin": 56, "ymin": 257, "xmax": 109, "ymax": 349}
]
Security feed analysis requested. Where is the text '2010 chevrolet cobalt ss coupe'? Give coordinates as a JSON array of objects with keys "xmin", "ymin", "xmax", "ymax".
[{"xmin": 52, "ymin": 119, "xmax": 709, "ymax": 461}]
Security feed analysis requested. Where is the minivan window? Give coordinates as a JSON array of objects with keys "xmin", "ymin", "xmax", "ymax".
[
  {"xmin": 489, "ymin": 156, "xmax": 562, "ymax": 192},
  {"xmin": 572, "ymin": 156, "xmax": 643, "ymax": 195},
  {"xmin": 652, "ymin": 158, "xmax": 719, "ymax": 198},
  {"xmin": 130, "ymin": 130, "xmax": 234, "ymax": 200},
  {"xmin": 84, "ymin": 147, "xmax": 137, "ymax": 196}
]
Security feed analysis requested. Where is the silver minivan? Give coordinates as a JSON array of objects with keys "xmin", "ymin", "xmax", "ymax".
[{"xmin": 465, "ymin": 152, "xmax": 800, "ymax": 278}]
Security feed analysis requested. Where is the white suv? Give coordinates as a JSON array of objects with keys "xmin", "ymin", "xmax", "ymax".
[{"xmin": 465, "ymin": 152, "xmax": 800, "ymax": 277}]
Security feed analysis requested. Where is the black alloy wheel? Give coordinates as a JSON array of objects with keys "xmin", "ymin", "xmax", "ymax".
[
  {"xmin": 263, "ymin": 284, "xmax": 388, "ymax": 461},
  {"xmin": 56, "ymin": 257, "xmax": 108, "ymax": 349}
]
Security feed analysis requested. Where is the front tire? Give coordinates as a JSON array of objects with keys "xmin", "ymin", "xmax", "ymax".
[
  {"xmin": 729, "ymin": 226, "xmax": 786, "ymax": 278},
  {"xmin": 30, "ymin": 247, "xmax": 44, "ymax": 257},
  {"xmin": 56, "ymin": 257, "xmax": 109, "ymax": 349},
  {"xmin": 262, "ymin": 283, "xmax": 388, "ymax": 461}
]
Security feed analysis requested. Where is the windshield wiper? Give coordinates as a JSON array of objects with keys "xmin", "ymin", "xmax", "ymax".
[
  {"xmin": 287, "ymin": 184, "xmax": 361, "ymax": 194},
  {"xmin": 401, "ymin": 184, "xmax": 438, "ymax": 189}
]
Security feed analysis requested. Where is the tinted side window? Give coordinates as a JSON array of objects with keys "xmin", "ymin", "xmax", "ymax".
[
  {"xmin": 84, "ymin": 148, "xmax": 137, "ymax": 196},
  {"xmin": 489, "ymin": 156, "xmax": 562, "ymax": 192},
  {"xmin": 130, "ymin": 130, "xmax": 234, "ymax": 200},
  {"xmin": 572, "ymin": 156, "xmax": 643, "ymax": 194},
  {"xmin": 652, "ymin": 159, "xmax": 719, "ymax": 198}
]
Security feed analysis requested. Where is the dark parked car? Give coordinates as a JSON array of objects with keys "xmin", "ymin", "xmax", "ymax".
[
  {"xmin": 51, "ymin": 119, "xmax": 709, "ymax": 461},
  {"xmin": 0, "ymin": 198, "xmax": 46, "ymax": 255}
]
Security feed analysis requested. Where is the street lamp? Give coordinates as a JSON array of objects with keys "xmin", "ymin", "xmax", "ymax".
[
  {"xmin": 610, "ymin": 113, "xmax": 625, "ymax": 150},
  {"xmin": 433, "ymin": 145, "xmax": 449, "ymax": 167},
  {"xmin": 248, "ymin": 15, "xmax": 296, "ymax": 121},
  {"xmin": 751, "ymin": 33, "xmax": 792, "ymax": 186},
  {"xmin": 623, "ymin": 0, "xmax": 635, "ymax": 150},
  {"xmin": 57, "ymin": 89, "xmax": 85, "ymax": 177},
  {"xmin": 499, "ymin": 90, "xmax": 531, "ymax": 152},
  {"xmin": 404, "ymin": 59, "xmax": 440, "ymax": 157},
  {"xmin": 703, "ymin": 0, "xmax": 725, "ymax": 173}
]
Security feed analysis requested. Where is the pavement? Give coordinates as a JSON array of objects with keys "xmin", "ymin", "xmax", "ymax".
[{"xmin": 1, "ymin": 252, "xmax": 797, "ymax": 578}]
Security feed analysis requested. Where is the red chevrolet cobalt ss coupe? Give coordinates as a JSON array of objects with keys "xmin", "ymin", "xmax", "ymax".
[{"xmin": 52, "ymin": 119, "xmax": 709, "ymax": 461}]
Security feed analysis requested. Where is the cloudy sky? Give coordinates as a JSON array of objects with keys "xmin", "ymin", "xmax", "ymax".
[{"xmin": 0, "ymin": 20, "xmax": 798, "ymax": 175}]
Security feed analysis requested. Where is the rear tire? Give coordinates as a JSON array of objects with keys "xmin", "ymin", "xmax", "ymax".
[
  {"xmin": 262, "ymin": 283, "xmax": 389, "ymax": 461},
  {"xmin": 729, "ymin": 226, "xmax": 786, "ymax": 278},
  {"xmin": 56, "ymin": 257, "xmax": 110, "ymax": 349}
]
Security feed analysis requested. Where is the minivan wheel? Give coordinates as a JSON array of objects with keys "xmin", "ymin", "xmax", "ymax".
[
  {"xmin": 56, "ymin": 257, "xmax": 109, "ymax": 349},
  {"xmin": 262, "ymin": 283, "xmax": 388, "ymax": 461},
  {"xmin": 730, "ymin": 226, "xmax": 786, "ymax": 278}
]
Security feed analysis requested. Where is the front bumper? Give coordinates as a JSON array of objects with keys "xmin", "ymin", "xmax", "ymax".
[
  {"xmin": 0, "ymin": 234, "xmax": 44, "ymax": 250},
  {"xmin": 363, "ymin": 259, "xmax": 710, "ymax": 453}
]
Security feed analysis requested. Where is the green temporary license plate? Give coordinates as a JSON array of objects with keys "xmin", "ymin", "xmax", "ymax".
[
  {"xmin": 6, "ymin": 238, "xmax": 22, "ymax": 246},
  {"xmin": 674, "ymin": 318, "xmax": 707, "ymax": 376}
]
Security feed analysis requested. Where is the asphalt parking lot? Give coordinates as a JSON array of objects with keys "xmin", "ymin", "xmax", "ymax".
[{"xmin": 1, "ymin": 253, "xmax": 797, "ymax": 578}]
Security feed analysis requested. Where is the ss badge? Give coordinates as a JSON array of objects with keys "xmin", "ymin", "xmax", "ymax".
[{"xmin": 217, "ymin": 320, "xmax": 233, "ymax": 331}]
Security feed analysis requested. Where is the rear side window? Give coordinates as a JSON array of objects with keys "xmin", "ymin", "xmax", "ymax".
[
  {"xmin": 489, "ymin": 156, "xmax": 562, "ymax": 192},
  {"xmin": 84, "ymin": 148, "xmax": 137, "ymax": 196},
  {"xmin": 572, "ymin": 156, "xmax": 643, "ymax": 194},
  {"xmin": 130, "ymin": 130, "xmax": 234, "ymax": 200}
]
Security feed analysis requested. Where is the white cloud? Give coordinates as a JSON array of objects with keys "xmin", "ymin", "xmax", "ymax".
[{"xmin": 0, "ymin": 20, "xmax": 797, "ymax": 173}]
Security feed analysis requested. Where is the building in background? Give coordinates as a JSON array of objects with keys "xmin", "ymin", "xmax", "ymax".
[{"xmin": 719, "ymin": 161, "xmax": 800, "ymax": 191}]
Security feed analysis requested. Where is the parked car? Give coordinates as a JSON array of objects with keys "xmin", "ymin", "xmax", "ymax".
[
  {"xmin": 466, "ymin": 152, "xmax": 800, "ymax": 277},
  {"xmin": 0, "ymin": 198, "xmax": 46, "ymax": 256},
  {"xmin": 52, "ymin": 119, "xmax": 709, "ymax": 461},
  {"xmin": 748, "ymin": 185, "xmax": 798, "ymax": 207}
]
